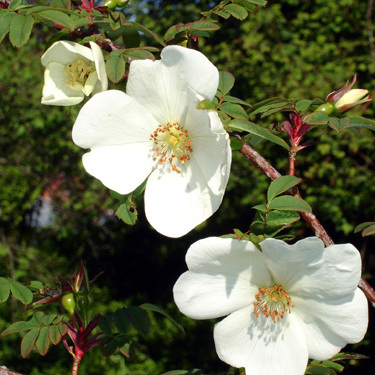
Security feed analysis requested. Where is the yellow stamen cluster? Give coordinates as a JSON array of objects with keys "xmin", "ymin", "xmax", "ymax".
[
  {"xmin": 150, "ymin": 122, "xmax": 193, "ymax": 173},
  {"xmin": 253, "ymin": 284, "xmax": 293, "ymax": 323},
  {"xmin": 64, "ymin": 59, "xmax": 94, "ymax": 91}
]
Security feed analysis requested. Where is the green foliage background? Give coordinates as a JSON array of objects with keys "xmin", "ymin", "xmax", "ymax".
[{"xmin": 1, "ymin": 0, "xmax": 375, "ymax": 374}]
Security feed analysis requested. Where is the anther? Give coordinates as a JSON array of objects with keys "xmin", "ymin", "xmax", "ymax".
[
  {"xmin": 253, "ymin": 285, "xmax": 293, "ymax": 323},
  {"xmin": 150, "ymin": 122, "xmax": 193, "ymax": 173}
]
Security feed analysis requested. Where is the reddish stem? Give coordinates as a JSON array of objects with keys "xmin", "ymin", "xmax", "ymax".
[
  {"xmin": 359, "ymin": 279, "xmax": 375, "ymax": 308},
  {"xmin": 72, "ymin": 355, "xmax": 82, "ymax": 375},
  {"xmin": 289, "ymin": 150, "xmax": 296, "ymax": 176},
  {"xmin": 235, "ymin": 134, "xmax": 375, "ymax": 304}
]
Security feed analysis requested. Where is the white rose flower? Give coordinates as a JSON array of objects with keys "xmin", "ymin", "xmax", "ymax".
[
  {"xmin": 41, "ymin": 41, "xmax": 108, "ymax": 106},
  {"xmin": 173, "ymin": 236, "xmax": 368, "ymax": 375},
  {"xmin": 72, "ymin": 45, "xmax": 231, "ymax": 238}
]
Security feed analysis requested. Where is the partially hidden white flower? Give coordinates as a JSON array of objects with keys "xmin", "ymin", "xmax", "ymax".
[
  {"xmin": 335, "ymin": 89, "xmax": 369, "ymax": 109},
  {"xmin": 173, "ymin": 236, "xmax": 368, "ymax": 375},
  {"xmin": 41, "ymin": 41, "xmax": 108, "ymax": 106},
  {"xmin": 72, "ymin": 45, "xmax": 231, "ymax": 238}
]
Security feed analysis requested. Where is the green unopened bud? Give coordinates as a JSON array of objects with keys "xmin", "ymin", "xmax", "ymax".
[
  {"xmin": 77, "ymin": 294, "xmax": 90, "ymax": 312},
  {"xmin": 62, "ymin": 293, "xmax": 76, "ymax": 315}
]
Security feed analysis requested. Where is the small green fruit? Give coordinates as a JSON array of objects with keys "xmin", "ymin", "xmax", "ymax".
[
  {"xmin": 314, "ymin": 102, "xmax": 334, "ymax": 115},
  {"xmin": 104, "ymin": 0, "xmax": 118, "ymax": 10},
  {"xmin": 62, "ymin": 293, "xmax": 76, "ymax": 315}
]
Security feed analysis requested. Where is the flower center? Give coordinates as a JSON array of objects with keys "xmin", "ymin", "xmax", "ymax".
[
  {"xmin": 64, "ymin": 59, "xmax": 94, "ymax": 92},
  {"xmin": 150, "ymin": 122, "xmax": 193, "ymax": 173},
  {"xmin": 253, "ymin": 284, "xmax": 293, "ymax": 323}
]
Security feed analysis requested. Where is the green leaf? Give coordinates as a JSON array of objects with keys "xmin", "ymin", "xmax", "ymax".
[
  {"xmin": 319, "ymin": 361, "xmax": 344, "ymax": 372},
  {"xmin": 248, "ymin": 0, "xmax": 267, "ymax": 5},
  {"xmin": 252, "ymin": 203, "xmax": 267, "ymax": 212},
  {"xmin": 50, "ymin": 0, "xmax": 72, "ymax": 9},
  {"xmin": 305, "ymin": 364, "xmax": 331, "ymax": 375},
  {"xmin": 164, "ymin": 23, "xmax": 186, "ymax": 41},
  {"xmin": 1, "ymin": 321, "xmax": 33, "ymax": 336},
  {"xmin": 295, "ymin": 99, "xmax": 312, "ymax": 112},
  {"xmin": 126, "ymin": 306, "xmax": 151, "ymax": 335},
  {"xmin": 251, "ymin": 98, "xmax": 293, "ymax": 116},
  {"xmin": 119, "ymin": 342, "xmax": 134, "ymax": 358},
  {"xmin": 220, "ymin": 102, "xmax": 248, "ymax": 119},
  {"xmin": 354, "ymin": 221, "xmax": 375, "ymax": 233},
  {"xmin": 113, "ymin": 308, "xmax": 131, "ymax": 334},
  {"xmin": 75, "ymin": 15, "xmax": 107, "ymax": 28},
  {"xmin": 123, "ymin": 48, "xmax": 155, "ymax": 60},
  {"xmin": 29, "ymin": 280, "xmax": 44, "ymax": 290},
  {"xmin": 35, "ymin": 326, "xmax": 50, "ymax": 355},
  {"xmin": 42, "ymin": 314, "xmax": 57, "ymax": 326},
  {"xmin": 261, "ymin": 104, "xmax": 294, "ymax": 118},
  {"xmin": 131, "ymin": 22, "xmax": 165, "ymax": 46},
  {"xmin": 25, "ymin": 5, "xmax": 50, "ymax": 14},
  {"xmin": 362, "ymin": 225, "xmax": 375, "ymax": 237},
  {"xmin": 21, "ymin": 327, "xmax": 40, "ymax": 358},
  {"xmin": 0, "ymin": 277, "xmax": 10, "ymax": 303},
  {"xmin": 236, "ymin": 1, "xmax": 256, "ymax": 12},
  {"xmin": 140, "ymin": 303, "xmax": 185, "ymax": 333},
  {"xmin": 224, "ymin": 95, "xmax": 251, "ymax": 107},
  {"xmin": 106, "ymin": 51, "xmax": 125, "ymax": 83},
  {"xmin": 59, "ymin": 322, "xmax": 68, "ymax": 336},
  {"xmin": 9, "ymin": 279, "xmax": 33, "ymax": 305},
  {"xmin": 8, "ymin": 0, "xmax": 23, "ymax": 11},
  {"xmin": 265, "ymin": 210, "xmax": 300, "ymax": 227},
  {"xmin": 122, "ymin": 28, "xmax": 141, "ymax": 49},
  {"xmin": 328, "ymin": 117, "xmax": 350, "ymax": 133},
  {"xmin": 197, "ymin": 99, "xmax": 217, "ymax": 110},
  {"xmin": 48, "ymin": 324, "xmax": 62, "ymax": 345},
  {"xmin": 224, "ymin": 4, "xmax": 248, "ymax": 20},
  {"xmin": 214, "ymin": 9, "xmax": 231, "ymax": 19},
  {"xmin": 267, "ymin": 175, "xmax": 301, "ymax": 202},
  {"xmin": 230, "ymin": 136, "xmax": 243, "ymax": 150},
  {"xmin": 53, "ymin": 315, "xmax": 65, "ymax": 325},
  {"xmin": 230, "ymin": 228, "xmax": 243, "ymax": 239},
  {"xmin": 227, "ymin": 119, "xmax": 289, "ymax": 150},
  {"xmin": 98, "ymin": 315, "xmax": 114, "ymax": 335},
  {"xmin": 190, "ymin": 20, "xmax": 220, "ymax": 31},
  {"xmin": 116, "ymin": 196, "xmax": 138, "ymax": 225},
  {"xmin": 218, "ymin": 71, "xmax": 235, "ymax": 95},
  {"xmin": 330, "ymin": 352, "xmax": 368, "ymax": 361},
  {"xmin": 132, "ymin": 179, "xmax": 147, "ymax": 196},
  {"xmin": 28, "ymin": 311, "xmax": 44, "ymax": 326},
  {"xmin": 9, "ymin": 14, "xmax": 33, "ymax": 48},
  {"xmin": 110, "ymin": 190, "xmax": 127, "ymax": 204},
  {"xmin": 305, "ymin": 111, "xmax": 329, "ymax": 125},
  {"xmin": 268, "ymin": 196, "xmax": 312, "ymax": 212},
  {"xmin": 0, "ymin": 12, "xmax": 16, "ymax": 43},
  {"xmin": 37, "ymin": 10, "xmax": 75, "ymax": 30},
  {"xmin": 346, "ymin": 116, "xmax": 375, "ymax": 131},
  {"xmin": 101, "ymin": 338, "xmax": 119, "ymax": 358}
]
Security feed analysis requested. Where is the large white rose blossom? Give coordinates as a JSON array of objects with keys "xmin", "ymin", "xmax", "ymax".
[
  {"xmin": 173, "ymin": 236, "xmax": 368, "ymax": 375},
  {"xmin": 41, "ymin": 41, "xmax": 108, "ymax": 106},
  {"xmin": 72, "ymin": 45, "xmax": 231, "ymax": 238}
]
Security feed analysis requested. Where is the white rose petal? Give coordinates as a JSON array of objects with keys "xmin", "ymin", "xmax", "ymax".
[
  {"xmin": 72, "ymin": 46, "xmax": 231, "ymax": 237},
  {"xmin": 173, "ymin": 236, "xmax": 369, "ymax": 375},
  {"xmin": 41, "ymin": 41, "xmax": 108, "ymax": 106}
]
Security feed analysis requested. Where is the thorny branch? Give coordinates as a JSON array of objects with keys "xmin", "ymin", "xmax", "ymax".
[{"xmin": 235, "ymin": 134, "xmax": 375, "ymax": 307}]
